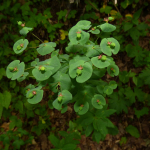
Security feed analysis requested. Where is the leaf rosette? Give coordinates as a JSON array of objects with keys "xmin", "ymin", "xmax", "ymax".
[
  {"xmin": 53, "ymin": 90, "xmax": 72, "ymax": 110},
  {"xmin": 13, "ymin": 39, "xmax": 29, "ymax": 54},
  {"xmin": 92, "ymin": 94, "xmax": 106, "ymax": 109},
  {"xmin": 36, "ymin": 42, "xmax": 56, "ymax": 55},
  {"xmin": 6, "ymin": 60, "xmax": 25, "ymax": 80},
  {"xmin": 100, "ymin": 38, "xmax": 120, "ymax": 56}
]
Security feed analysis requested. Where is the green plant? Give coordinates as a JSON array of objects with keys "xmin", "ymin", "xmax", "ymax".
[
  {"xmin": 48, "ymin": 131, "xmax": 81, "ymax": 150},
  {"xmin": 6, "ymin": 18, "xmax": 120, "ymax": 143}
]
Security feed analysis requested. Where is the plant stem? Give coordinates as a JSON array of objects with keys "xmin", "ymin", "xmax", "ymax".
[
  {"xmin": 32, "ymin": 33, "xmax": 43, "ymax": 43},
  {"xmin": 28, "ymin": 76, "xmax": 35, "ymax": 78},
  {"xmin": 25, "ymin": 67, "xmax": 35, "ymax": 70}
]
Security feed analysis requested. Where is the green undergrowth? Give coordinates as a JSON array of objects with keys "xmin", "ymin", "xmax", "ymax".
[{"xmin": 0, "ymin": 0, "xmax": 150, "ymax": 149}]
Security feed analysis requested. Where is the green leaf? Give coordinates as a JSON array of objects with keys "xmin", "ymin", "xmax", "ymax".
[
  {"xmin": 76, "ymin": 20, "xmax": 91, "ymax": 30},
  {"xmin": 12, "ymin": 139, "xmax": 24, "ymax": 149},
  {"xmin": 123, "ymin": 22, "xmax": 133, "ymax": 31},
  {"xmin": 134, "ymin": 107, "xmax": 149, "ymax": 119},
  {"xmin": 133, "ymin": 8, "xmax": 143, "ymax": 20},
  {"xmin": 129, "ymin": 27, "xmax": 140, "ymax": 41},
  {"xmin": 17, "ymin": 72, "xmax": 29, "ymax": 82},
  {"xmin": 109, "ymin": 81, "xmax": 117, "ymax": 89},
  {"xmin": 48, "ymin": 134, "xmax": 60, "ymax": 148},
  {"xmin": 2, "ymin": 91, "xmax": 11, "ymax": 109},
  {"xmin": 85, "ymin": 124, "xmax": 93, "ymax": 137},
  {"xmin": 19, "ymin": 27, "xmax": 33, "ymax": 35},
  {"xmin": 63, "ymin": 144, "xmax": 77, "ymax": 150},
  {"xmin": 120, "ymin": 137, "xmax": 127, "ymax": 146},
  {"xmin": 93, "ymin": 131, "xmax": 103, "ymax": 143},
  {"xmin": 108, "ymin": 92, "xmax": 128, "ymax": 114},
  {"xmin": 0, "ymin": 105, "xmax": 3, "ymax": 119},
  {"xmin": 99, "ymin": 23, "xmax": 116, "ymax": 33},
  {"xmin": 125, "ymin": 125, "xmax": 140, "ymax": 138},
  {"xmin": 134, "ymin": 87, "xmax": 146, "ymax": 102},
  {"xmin": 49, "ymin": 71, "xmax": 71, "ymax": 93},
  {"xmin": 37, "ymin": 42, "xmax": 56, "ymax": 55},
  {"xmin": 88, "ymin": 29, "xmax": 100, "ymax": 34}
]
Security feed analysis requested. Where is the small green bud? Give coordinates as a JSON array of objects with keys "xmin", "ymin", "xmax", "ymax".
[
  {"xmin": 94, "ymin": 26, "xmax": 96, "ymax": 29},
  {"xmin": 76, "ymin": 69, "xmax": 82, "ymax": 75},
  {"xmin": 101, "ymin": 55, "xmax": 107, "ymax": 61},
  {"xmin": 108, "ymin": 17, "xmax": 114, "ymax": 21},
  {"xmin": 9, "ymin": 67, "xmax": 14, "ymax": 71},
  {"xmin": 111, "ymin": 68, "xmax": 115, "ymax": 73},
  {"xmin": 17, "ymin": 21, "xmax": 22, "ymax": 25},
  {"xmin": 58, "ymin": 96, "xmax": 62, "ymax": 102},
  {"xmin": 98, "ymin": 101, "xmax": 101, "ymax": 105},
  {"xmin": 17, "ymin": 45, "xmax": 22, "ymax": 50},
  {"xmin": 79, "ymin": 106, "xmax": 83, "ymax": 111},
  {"xmin": 40, "ymin": 66, "xmax": 45, "ymax": 71},
  {"xmin": 77, "ymin": 33, "xmax": 81, "ymax": 38},
  {"xmin": 110, "ymin": 43, "xmax": 115, "ymax": 48},
  {"xmin": 28, "ymin": 93, "xmax": 34, "ymax": 99}
]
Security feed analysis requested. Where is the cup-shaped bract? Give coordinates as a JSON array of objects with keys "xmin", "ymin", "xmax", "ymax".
[
  {"xmin": 69, "ymin": 26, "xmax": 90, "ymax": 45},
  {"xmin": 32, "ymin": 56, "xmax": 61, "ymax": 81},
  {"xmin": 74, "ymin": 101, "xmax": 89, "ymax": 115},
  {"xmin": 109, "ymin": 81, "xmax": 117, "ymax": 89},
  {"xmin": 104, "ymin": 86, "xmax": 113, "ymax": 95},
  {"xmin": 32, "ymin": 65, "xmax": 54, "ymax": 81},
  {"xmin": 100, "ymin": 38, "xmax": 120, "ymax": 56},
  {"xmin": 69, "ymin": 60, "xmax": 93, "ymax": 83},
  {"xmin": 53, "ymin": 90, "xmax": 72, "ymax": 110},
  {"xmin": 37, "ymin": 42, "xmax": 56, "ymax": 55},
  {"xmin": 107, "ymin": 64, "xmax": 119, "ymax": 77},
  {"xmin": 6, "ymin": 60, "xmax": 25, "ymax": 80},
  {"xmin": 26, "ymin": 89, "xmax": 43, "ymax": 104},
  {"xmin": 92, "ymin": 94, "xmax": 106, "ymax": 109},
  {"xmin": 24, "ymin": 84, "xmax": 35, "ymax": 96},
  {"xmin": 91, "ymin": 55, "xmax": 110, "ymax": 69},
  {"xmin": 13, "ymin": 39, "xmax": 29, "ymax": 54}
]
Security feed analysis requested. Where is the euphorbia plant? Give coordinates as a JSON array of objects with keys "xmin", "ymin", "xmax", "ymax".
[{"xmin": 6, "ymin": 18, "xmax": 120, "ymax": 142}]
